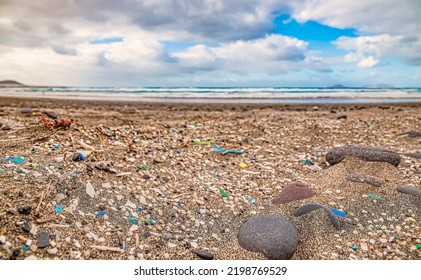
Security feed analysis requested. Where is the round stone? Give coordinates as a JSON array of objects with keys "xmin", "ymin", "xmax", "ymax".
[{"xmin": 237, "ymin": 215, "xmax": 298, "ymax": 260}]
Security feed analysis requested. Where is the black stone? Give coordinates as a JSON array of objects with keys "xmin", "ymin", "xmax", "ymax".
[
  {"xmin": 191, "ymin": 250, "xmax": 214, "ymax": 260},
  {"xmin": 20, "ymin": 108, "xmax": 32, "ymax": 114},
  {"xmin": 18, "ymin": 206, "xmax": 32, "ymax": 215},
  {"xmin": 1, "ymin": 125, "xmax": 11, "ymax": 131},
  {"xmin": 237, "ymin": 215, "xmax": 298, "ymax": 260},
  {"xmin": 13, "ymin": 248, "xmax": 21, "ymax": 256},
  {"xmin": 22, "ymin": 218, "xmax": 31, "ymax": 233},
  {"xmin": 44, "ymin": 111, "xmax": 58, "ymax": 119},
  {"xmin": 336, "ymin": 114, "xmax": 347, "ymax": 120},
  {"xmin": 37, "ymin": 232, "xmax": 50, "ymax": 248}
]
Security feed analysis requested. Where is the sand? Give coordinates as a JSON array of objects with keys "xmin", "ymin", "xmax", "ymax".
[{"xmin": 0, "ymin": 97, "xmax": 420, "ymax": 260}]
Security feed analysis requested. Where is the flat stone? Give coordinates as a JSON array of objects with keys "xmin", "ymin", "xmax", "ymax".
[
  {"xmin": 191, "ymin": 250, "xmax": 214, "ymax": 260},
  {"xmin": 346, "ymin": 173, "xmax": 383, "ymax": 187},
  {"xmin": 37, "ymin": 232, "xmax": 50, "ymax": 248},
  {"xmin": 397, "ymin": 184, "xmax": 421, "ymax": 196},
  {"xmin": 326, "ymin": 146, "xmax": 400, "ymax": 167},
  {"xmin": 18, "ymin": 206, "xmax": 32, "ymax": 215},
  {"xmin": 47, "ymin": 247, "xmax": 58, "ymax": 255},
  {"xmin": 20, "ymin": 108, "xmax": 32, "ymax": 114},
  {"xmin": 24, "ymin": 256, "xmax": 38, "ymax": 260},
  {"xmin": 272, "ymin": 183, "xmax": 315, "ymax": 205},
  {"xmin": 237, "ymin": 215, "xmax": 298, "ymax": 260},
  {"xmin": 44, "ymin": 111, "xmax": 58, "ymax": 119}
]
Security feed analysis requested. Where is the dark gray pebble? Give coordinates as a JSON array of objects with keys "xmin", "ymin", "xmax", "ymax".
[
  {"xmin": 346, "ymin": 173, "xmax": 383, "ymax": 187},
  {"xmin": 37, "ymin": 232, "xmax": 50, "ymax": 248},
  {"xmin": 237, "ymin": 215, "xmax": 298, "ymax": 260},
  {"xmin": 191, "ymin": 250, "xmax": 214, "ymax": 260},
  {"xmin": 326, "ymin": 146, "xmax": 400, "ymax": 167},
  {"xmin": 397, "ymin": 184, "xmax": 421, "ymax": 196},
  {"xmin": 44, "ymin": 111, "xmax": 58, "ymax": 119},
  {"xmin": 18, "ymin": 206, "xmax": 31, "ymax": 215},
  {"xmin": 295, "ymin": 203, "xmax": 340, "ymax": 230}
]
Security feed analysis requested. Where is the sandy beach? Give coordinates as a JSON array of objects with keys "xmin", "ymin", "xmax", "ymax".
[{"xmin": 0, "ymin": 97, "xmax": 420, "ymax": 260}]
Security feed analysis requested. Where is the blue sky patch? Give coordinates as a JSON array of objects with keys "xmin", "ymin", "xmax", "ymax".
[
  {"xmin": 273, "ymin": 14, "xmax": 357, "ymax": 42},
  {"xmin": 90, "ymin": 37, "xmax": 123, "ymax": 44},
  {"xmin": 161, "ymin": 41, "xmax": 198, "ymax": 52}
]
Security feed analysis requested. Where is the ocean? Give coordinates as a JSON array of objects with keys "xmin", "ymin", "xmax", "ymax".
[{"xmin": 1, "ymin": 86, "xmax": 421, "ymax": 103}]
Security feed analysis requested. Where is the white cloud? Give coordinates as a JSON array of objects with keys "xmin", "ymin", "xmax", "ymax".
[{"xmin": 357, "ymin": 56, "xmax": 379, "ymax": 68}]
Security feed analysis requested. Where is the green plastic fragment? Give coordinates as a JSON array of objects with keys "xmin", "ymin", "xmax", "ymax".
[
  {"xmin": 192, "ymin": 140, "xmax": 214, "ymax": 145},
  {"xmin": 137, "ymin": 163, "xmax": 148, "ymax": 169},
  {"xmin": 367, "ymin": 193, "xmax": 384, "ymax": 200},
  {"xmin": 163, "ymin": 146, "xmax": 167, "ymax": 152},
  {"xmin": 394, "ymin": 234, "xmax": 399, "ymax": 239},
  {"xmin": 416, "ymin": 244, "xmax": 421, "ymax": 249},
  {"xmin": 219, "ymin": 189, "xmax": 228, "ymax": 197}
]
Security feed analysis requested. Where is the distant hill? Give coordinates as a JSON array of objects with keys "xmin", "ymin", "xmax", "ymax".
[{"xmin": 0, "ymin": 80, "xmax": 27, "ymax": 87}]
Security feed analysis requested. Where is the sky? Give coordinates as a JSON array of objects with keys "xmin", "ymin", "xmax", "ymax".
[{"xmin": 0, "ymin": 0, "xmax": 420, "ymax": 87}]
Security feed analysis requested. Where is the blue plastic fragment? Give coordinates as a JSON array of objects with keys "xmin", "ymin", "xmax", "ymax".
[
  {"xmin": 250, "ymin": 157, "xmax": 256, "ymax": 161},
  {"xmin": 300, "ymin": 159, "xmax": 315, "ymax": 165},
  {"xmin": 79, "ymin": 153, "xmax": 85, "ymax": 161},
  {"xmin": 211, "ymin": 144, "xmax": 244, "ymax": 155},
  {"xmin": 246, "ymin": 197, "xmax": 253, "ymax": 201},
  {"xmin": 97, "ymin": 211, "xmax": 105, "ymax": 216},
  {"xmin": 252, "ymin": 201, "xmax": 257, "ymax": 205},
  {"xmin": 148, "ymin": 149, "xmax": 153, "ymax": 153},
  {"xmin": 55, "ymin": 205, "xmax": 63, "ymax": 213},
  {"xmin": 128, "ymin": 216, "xmax": 137, "ymax": 224},
  {"xmin": 330, "ymin": 208, "xmax": 347, "ymax": 217},
  {"xmin": 7, "ymin": 156, "xmax": 24, "ymax": 163},
  {"xmin": 176, "ymin": 151, "xmax": 181, "ymax": 154},
  {"xmin": 55, "ymin": 145, "xmax": 61, "ymax": 149},
  {"xmin": 367, "ymin": 193, "xmax": 384, "ymax": 200},
  {"xmin": 21, "ymin": 245, "xmax": 29, "ymax": 251},
  {"xmin": 137, "ymin": 207, "xmax": 142, "ymax": 212},
  {"xmin": 121, "ymin": 241, "xmax": 126, "ymax": 250}
]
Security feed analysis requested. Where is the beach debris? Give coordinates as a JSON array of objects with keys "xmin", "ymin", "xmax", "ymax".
[
  {"xmin": 86, "ymin": 182, "xmax": 95, "ymax": 198},
  {"xmin": 299, "ymin": 159, "xmax": 315, "ymax": 165},
  {"xmin": 367, "ymin": 193, "xmax": 384, "ymax": 200},
  {"xmin": 7, "ymin": 156, "xmax": 24, "ymax": 163},
  {"xmin": 397, "ymin": 131, "xmax": 421, "ymax": 138},
  {"xmin": 90, "ymin": 245, "xmax": 123, "ymax": 253},
  {"xmin": 239, "ymin": 162, "xmax": 247, "ymax": 169},
  {"xmin": 44, "ymin": 111, "xmax": 58, "ymax": 119},
  {"xmin": 404, "ymin": 152, "xmax": 421, "ymax": 159},
  {"xmin": 22, "ymin": 218, "xmax": 31, "ymax": 232},
  {"xmin": 219, "ymin": 189, "xmax": 228, "ymax": 197},
  {"xmin": 211, "ymin": 144, "xmax": 244, "ymax": 155},
  {"xmin": 192, "ymin": 140, "xmax": 214, "ymax": 145},
  {"xmin": 55, "ymin": 205, "xmax": 63, "ymax": 213},
  {"xmin": 326, "ymin": 146, "xmax": 401, "ymax": 167},
  {"xmin": 330, "ymin": 208, "xmax": 347, "ymax": 217},
  {"xmin": 18, "ymin": 206, "xmax": 32, "ymax": 215},
  {"xmin": 295, "ymin": 203, "xmax": 340, "ymax": 230},
  {"xmin": 271, "ymin": 183, "xmax": 315, "ymax": 205},
  {"xmin": 39, "ymin": 113, "xmax": 72, "ymax": 129},
  {"xmin": 237, "ymin": 215, "xmax": 298, "ymax": 260},
  {"xmin": 20, "ymin": 108, "xmax": 32, "ymax": 114},
  {"xmin": 36, "ymin": 232, "xmax": 50, "ymax": 248},
  {"xmin": 191, "ymin": 250, "xmax": 214, "ymax": 260},
  {"xmin": 396, "ymin": 184, "xmax": 421, "ymax": 196},
  {"xmin": 346, "ymin": 173, "xmax": 383, "ymax": 187},
  {"xmin": 1, "ymin": 124, "xmax": 11, "ymax": 130}
]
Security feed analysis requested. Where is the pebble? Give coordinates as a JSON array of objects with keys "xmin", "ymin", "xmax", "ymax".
[
  {"xmin": 18, "ymin": 206, "xmax": 32, "ymax": 215},
  {"xmin": 191, "ymin": 250, "xmax": 214, "ymax": 260},
  {"xmin": 271, "ymin": 183, "xmax": 315, "ymax": 205},
  {"xmin": 24, "ymin": 256, "xmax": 38, "ymax": 260},
  {"xmin": 346, "ymin": 173, "xmax": 383, "ymax": 187},
  {"xmin": 295, "ymin": 203, "xmax": 340, "ymax": 230},
  {"xmin": 237, "ymin": 215, "xmax": 298, "ymax": 260},
  {"xmin": 36, "ymin": 232, "xmax": 50, "ymax": 248},
  {"xmin": 47, "ymin": 247, "xmax": 58, "ymax": 255}
]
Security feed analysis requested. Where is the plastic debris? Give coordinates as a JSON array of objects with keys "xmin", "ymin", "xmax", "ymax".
[
  {"xmin": 405, "ymin": 217, "xmax": 416, "ymax": 222},
  {"xmin": 220, "ymin": 189, "xmax": 228, "ymax": 197},
  {"xmin": 128, "ymin": 216, "xmax": 137, "ymax": 224},
  {"xmin": 86, "ymin": 182, "xmax": 95, "ymax": 198},
  {"xmin": 416, "ymin": 244, "xmax": 421, "ymax": 249},
  {"xmin": 239, "ymin": 162, "xmax": 247, "ymax": 168},
  {"xmin": 55, "ymin": 205, "xmax": 63, "ymax": 213},
  {"xmin": 211, "ymin": 144, "xmax": 244, "ymax": 155},
  {"xmin": 192, "ymin": 140, "xmax": 214, "ymax": 145},
  {"xmin": 350, "ymin": 246, "xmax": 358, "ymax": 251},
  {"xmin": 330, "ymin": 208, "xmax": 347, "ymax": 217},
  {"xmin": 97, "ymin": 211, "xmax": 105, "ymax": 216},
  {"xmin": 21, "ymin": 245, "xmax": 29, "ymax": 251},
  {"xmin": 146, "ymin": 218, "xmax": 156, "ymax": 225},
  {"xmin": 7, "ymin": 156, "xmax": 24, "ymax": 163},
  {"xmin": 299, "ymin": 159, "xmax": 315, "ymax": 165},
  {"xmin": 295, "ymin": 203, "xmax": 340, "ymax": 230},
  {"xmin": 78, "ymin": 153, "xmax": 85, "ymax": 161},
  {"xmin": 367, "ymin": 193, "xmax": 384, "ymax": 200}
]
